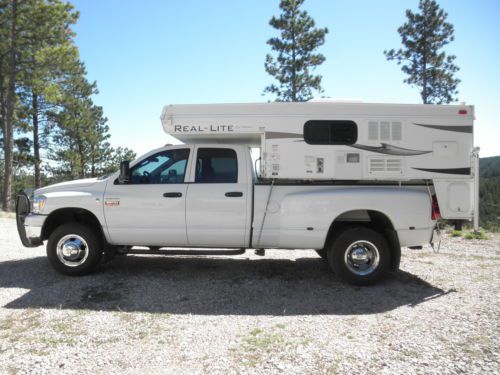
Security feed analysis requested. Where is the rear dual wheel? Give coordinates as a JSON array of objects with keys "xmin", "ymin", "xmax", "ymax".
[{"xmin": 327, "ymin": 227, "xmax": 391, "ymax": 286}]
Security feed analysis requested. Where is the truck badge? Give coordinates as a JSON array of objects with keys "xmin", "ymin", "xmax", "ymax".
[{"xmin": 104, "ymin": 198, "xmax": 120, "ymax": 207}]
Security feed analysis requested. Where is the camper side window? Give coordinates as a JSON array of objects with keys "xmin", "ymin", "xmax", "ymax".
[
  {"xmin": 195, "ymin": 148, "xmax": 238, "ymax": 183},
  {"xmin": 304, "ymin": 120, "xmax": 358, "ymax": 145}
]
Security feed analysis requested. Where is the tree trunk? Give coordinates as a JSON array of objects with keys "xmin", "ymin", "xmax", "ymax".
[
  {"xmin": 422, "ymin": 18, "xmax": 428, "ymax": 104},
  {"xmin": 32, "ymin": 92, "xmax": 41, "ymax": 188},
  {"xmin": 76, "ymin": 123, "xmax": 85, "ymax": 179},
  {"xmin": 422, "ymin": 58, "xmax": 427, "ymax": 104},
  {"xmin": 90, "ymin": 145, "xmax": 96, "ymax": 177},
  {"xmin": 2, "ymin": 0, "xmax": 18, "ymax": 211},
  {"xmin": 0, "ymin": 59, "xmax": 6, "ymax": 204},
  {"xmin": 291, "ymin": 9, "xmax": 297, "ymax": 102},
  {"xmin": 78, "ymin": 147, "xmax": 85, "ymax": 179}
]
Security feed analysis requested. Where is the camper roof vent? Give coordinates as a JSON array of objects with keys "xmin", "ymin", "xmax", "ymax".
[{"xmin": 307, "ymin": 98, "xmax": 363, "ymax": 103}]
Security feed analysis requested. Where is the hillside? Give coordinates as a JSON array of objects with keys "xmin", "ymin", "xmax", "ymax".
[{"xmin": 480, "ymin": 155, "xmax": 500, "ymax": 229}]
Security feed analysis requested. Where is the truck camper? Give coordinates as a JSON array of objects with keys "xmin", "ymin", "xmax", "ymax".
[{"xmin": 17, "ymin": 101, "xmax": 479, "ymax": 285}]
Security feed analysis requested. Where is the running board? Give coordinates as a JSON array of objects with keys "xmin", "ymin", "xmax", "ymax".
[{"xmin": 117, "ymin": 248, "xmax": 246, "ymax": 256}]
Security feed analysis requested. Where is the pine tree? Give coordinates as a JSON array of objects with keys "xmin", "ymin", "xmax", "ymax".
[
  {"xmin": 264, "ymin": 0, "xmax": 328, "ymax": 102},
  {"xmin": 384, "ymin": 0, "xmax": 460, "ymax": 104},
  {"xmin": 100, "ymin": 146, "xmax": 136, "ymax": 176},
  {"xmin": 47, "ymin": 61, "xmax": 135, "ymax": 180},
  {"xmin": 1, "ymin": 0, "xmax": 133, "ymax": 205},
  {"xmin": 47, "ymin": 65, "xmax": 93, "ymax": 179},
  {"xmin": 0, "ymin": 0, "xmax": 79, "ymax": 207},
  {"xmin": 20, "ymin": 0, "xmax": 79, "ymax": 188},
  {"xmin": 0, "ymin": 0, "xmax": 20, "ymax": 210}
]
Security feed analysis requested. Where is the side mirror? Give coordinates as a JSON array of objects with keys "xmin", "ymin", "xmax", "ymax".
[{"xmin": 118, "ymin": 161, "xmax": 130, "ymax": 184}]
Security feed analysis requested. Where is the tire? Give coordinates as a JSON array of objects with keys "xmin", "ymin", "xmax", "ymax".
[
  {"xmin": 327, "ymin": 226, "xmax": 391, "ymax": 286},
  {"xmin": 47, "ymin": 223, "xmax": 103, "ymax": 276},
  {"xmin": 315, "ymin": 249, "xmax": 328, "ymax": 260}
]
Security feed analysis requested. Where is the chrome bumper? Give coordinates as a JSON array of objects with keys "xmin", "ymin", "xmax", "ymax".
[{"xmin": 25, "ymin": 223, "xmax": 42, "ymax": 239}]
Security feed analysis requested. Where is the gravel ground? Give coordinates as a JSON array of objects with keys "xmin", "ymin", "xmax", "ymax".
[{"xmin": 0, "ymin": 217, "xmax": 499, "ymax": 375}]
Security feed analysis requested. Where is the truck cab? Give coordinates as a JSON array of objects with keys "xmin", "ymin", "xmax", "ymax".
[{"xmin": 103, "ymin": 144, "xmax": 253, "ymax": 248}]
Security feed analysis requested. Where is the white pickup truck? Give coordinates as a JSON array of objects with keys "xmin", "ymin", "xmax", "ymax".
[
  {"xmin": 16, "ymin": 142, "xmax": 438, "ymax": 286},
  {"xmin": 17, "ymin": 101, "xmax": 479, "ymax": 286}
]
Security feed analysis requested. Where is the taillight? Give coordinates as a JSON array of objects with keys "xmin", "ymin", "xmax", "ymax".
[{"xmin": 431, "ymin": 195, "xmax": 441, "ymax": 220}]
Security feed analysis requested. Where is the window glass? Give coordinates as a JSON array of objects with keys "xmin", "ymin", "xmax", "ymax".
[
  {"xmin": 304, "ymin": 120, "xmax": 358, "ymax": 145},
  {"xmin": 130, "ymin": 148, "xmax": 190, "ymax": 184},
  {"xmin": 195, "ymin": 148, "xmax": 238, "ymax": 183}
]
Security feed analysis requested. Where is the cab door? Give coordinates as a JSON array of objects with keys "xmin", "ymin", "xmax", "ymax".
[
  {"xmin": 103, "ymin": 146, "xmax": 192, "ymax": 246},
  {"xmin": 185, "ymin": 146, "xmax": 250, "ymax": 247}
]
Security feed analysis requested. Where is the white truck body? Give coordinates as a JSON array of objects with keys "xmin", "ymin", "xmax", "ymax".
[{"xmin": 16, "ymin": 101, "xmax": 478, "ymax": 285}]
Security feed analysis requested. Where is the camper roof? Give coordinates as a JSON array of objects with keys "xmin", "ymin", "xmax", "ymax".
[{"xmin": 160, "ymin": 102, "xmax": 474, "ymax": 145}]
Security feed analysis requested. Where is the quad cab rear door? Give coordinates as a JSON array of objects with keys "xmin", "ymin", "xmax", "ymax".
[{"xmin": 184, "ymin": 145, "xmax": 252, "ymax": 247}]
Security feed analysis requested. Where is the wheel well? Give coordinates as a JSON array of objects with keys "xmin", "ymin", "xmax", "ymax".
[
  {"xmin": 42, "ymin": 208, "xmax": 105, "ymax": 245},
  {"xmin": 324, "ymin": 210, "xmax": 401, "ymax": 271}
]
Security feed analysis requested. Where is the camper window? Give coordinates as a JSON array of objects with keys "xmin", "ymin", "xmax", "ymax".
[{"xmin": 304, "ymin": 120, "xmax": 358, "ymax": 145}]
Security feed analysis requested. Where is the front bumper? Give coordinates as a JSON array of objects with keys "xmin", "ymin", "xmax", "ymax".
[{"xmin": 16, "ymin": 193, "xmax": 44, "ymax": 247}]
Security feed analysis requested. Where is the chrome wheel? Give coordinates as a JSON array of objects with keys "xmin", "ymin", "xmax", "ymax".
[
  {"xmin": 56, "ymin": 234, "xmax": 89, "ymax": 267},
  {"xmin": 344, "ymin": 240, "xmax": 380, "ymax": 276}
]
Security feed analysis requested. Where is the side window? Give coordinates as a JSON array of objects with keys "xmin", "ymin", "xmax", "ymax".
[
  {"xmin": 195, "ymin": 148, "xmax": 238, "ymax": 183},
  {"xmin": 130, "ymin": 148, "xmax": 190, "ymax": 184},
  {"xmin": 304, "ymin": 120, "xmax": 358, "ymax": 145}
]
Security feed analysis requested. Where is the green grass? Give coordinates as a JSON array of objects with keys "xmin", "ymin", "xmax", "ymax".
[
  {"xmin": 462, "ymin": 229, "xmax": 489, "ymax": 240},
  {"xmin": 451, "ymin": 230, "xmax": 462, "ymax": 237},
  {"xmin": 0, "ymin": 309, "xmax": 90, "ymax": 350},
  {"xmin": 0, "ymin": 309, "xmax": 43, "ymax": 339},
  {"xmin": 234, "ymin": 327, "xmax": 287, "ymax": 367},
  {"xmin": 243, "ymin": 328, "xmax": 284, "ymax": 350},
  {"xmin": 234, "ymin": 326, "xmax": 313, "ymax": 368},
  {"xmin": 39, "ymin": 336, "xmax": 78, "ymax": 347}
]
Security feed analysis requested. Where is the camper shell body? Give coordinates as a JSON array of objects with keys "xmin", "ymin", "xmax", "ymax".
[{"xmin": 161, "ymin": 101, "xmax": 478, "ymax": 222}]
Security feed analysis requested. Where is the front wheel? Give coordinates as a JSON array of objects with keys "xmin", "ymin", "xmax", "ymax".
[
  {"xmin": 327, "ymin": 227, "xmax": 391, "ymax": 286},
  {"xmin": 47, "ymin": 223, "xmax": 103, "ymax": 276}
]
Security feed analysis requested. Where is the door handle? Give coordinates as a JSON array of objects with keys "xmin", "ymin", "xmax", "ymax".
[
  {"xmin": 163, "ymin": 192, "xmax": 182, "ymax": 198},
  {"xmin": 225, "ymin": 191, "xmax": 243, "ymax": 197}
]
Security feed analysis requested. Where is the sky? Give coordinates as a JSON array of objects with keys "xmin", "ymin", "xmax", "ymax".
[{"xmin": 71, "ymin": 0, "xmax": 500, "ymax": 157}]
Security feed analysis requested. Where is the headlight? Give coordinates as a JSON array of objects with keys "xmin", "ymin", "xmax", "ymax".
[{"xmin": 32, "ymin": 196, "xmax": 46, "ymax": 214}]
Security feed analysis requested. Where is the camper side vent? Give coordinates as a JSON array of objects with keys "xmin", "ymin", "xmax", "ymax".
[
  {"xmin": 392, "ymin": 122, "xmax": 402, "ymax": 141},
  {"xmin": 380, "ymin": 121, "xmax": 390, "ymax": 141},
  {"xmin": 368, "ymin": 121, "xmax": 403, "ymax": 142},
  {"xmin": 369, "ymin": 158, "xmax": 402, "ymax": 174},
  {"xmin": 368, "ymin": 121, "xmax": 378, "ymax": 140}
]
